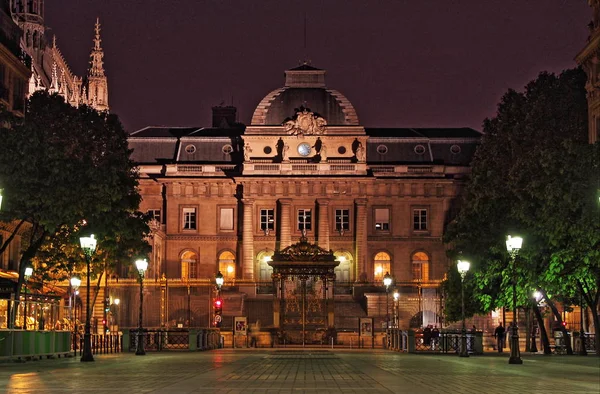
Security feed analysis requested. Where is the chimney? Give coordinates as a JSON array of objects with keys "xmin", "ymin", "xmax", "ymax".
[{"xmin": 212, "ymin": 105, "xmax": 237, "ymax": 128}]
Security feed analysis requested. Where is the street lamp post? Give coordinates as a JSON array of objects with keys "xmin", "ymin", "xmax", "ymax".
[
  {"xmin": 531, "ymin": 291, "xmax": 542, "ymax": 353},
  {"xmin": 135, "ymin": 258, "xmax": 148, "ymax": 356},
  {"xmin": 23, "ymin": 266, "xmax": 33, "ymax": 330},
  {"xmin": 79, "ymin": 234, "xmax": 97, "ymax": 362},
  {"xmin": 393, "ymin": 289, "xmax": 400, "ymax": 328},
  {"xmin": 383, "ymin": 272, "xmax": 392, "ymax": 337},
  {"xmin": 70, "ymin": 276, "xmax": 81, "ymax": 353},
  {"xmin": 506, "ymin": 235, "xmax": 523, "ymax": 365},
  {"xmin": 457, "ymin": 260, "xmax": 470, "ymax": 358}
]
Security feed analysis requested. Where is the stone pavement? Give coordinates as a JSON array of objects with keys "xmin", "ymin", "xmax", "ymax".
[{"xmin": 0, "ymin": 349, "xmax": 598, "ymax": 393}]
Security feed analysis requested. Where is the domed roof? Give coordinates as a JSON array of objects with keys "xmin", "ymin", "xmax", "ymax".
[{"xmin": 251, "ymin": 64, "xmax": 359, "ymax": 126}]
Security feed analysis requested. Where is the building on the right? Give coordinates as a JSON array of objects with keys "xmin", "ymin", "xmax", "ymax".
[{"xmin": 576, "ymin": 0, "xmax": 600, "ymax": 144}]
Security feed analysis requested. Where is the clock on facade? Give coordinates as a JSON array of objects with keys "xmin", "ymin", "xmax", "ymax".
[{"xmin": 297, "ymin": 142, "xmax": 312, "ymax": 156}]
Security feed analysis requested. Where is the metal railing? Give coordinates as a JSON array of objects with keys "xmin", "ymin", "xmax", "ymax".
[
  {"xmin": 75, "ymin": 333, "xmax": 123, "ymax": 356},
  {"xmin": 127, "ymin": 329, "xmax": 221, "ymax": 352}
]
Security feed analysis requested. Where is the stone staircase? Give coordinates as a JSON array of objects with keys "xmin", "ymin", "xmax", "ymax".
[{"xmin": 78, "ymin": 284, "xmax": 106, "ymax": 334}]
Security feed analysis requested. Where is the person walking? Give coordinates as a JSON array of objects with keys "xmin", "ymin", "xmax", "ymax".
[{"xmin": 494, "ymin": 323, "xmax": 506, "ymax": 352}]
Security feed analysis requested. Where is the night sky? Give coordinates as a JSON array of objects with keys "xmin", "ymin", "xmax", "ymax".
[{"xmin": 45, "ymin": 0, "xmax": 590, "ymax": 133}]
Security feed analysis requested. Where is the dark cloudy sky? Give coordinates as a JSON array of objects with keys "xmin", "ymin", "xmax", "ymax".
[{"xmin": 45, "ymin": 0, "xmax": 590, "ymax": 133}]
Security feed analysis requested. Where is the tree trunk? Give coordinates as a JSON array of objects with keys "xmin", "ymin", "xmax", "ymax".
[
  {"xmin": 10, "ymin": 231, "xmax": 48, "ymax": 328},
  {"xmin": 544, "ymin": 296, "xmax": 573, "ymax": 355},
  {"xmin": 533, "ymin": 304, "xmax": 551, "ymax": 354}
]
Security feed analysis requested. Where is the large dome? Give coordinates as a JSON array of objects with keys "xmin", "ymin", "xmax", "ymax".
[{"xmin": 251, "ymin": 64, "xmax": 359, "ymax": 126}]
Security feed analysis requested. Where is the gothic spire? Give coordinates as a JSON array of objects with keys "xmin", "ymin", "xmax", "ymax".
[{"xmin": 88, "ymin": 17, "xmax": 105, "ymax": 77}]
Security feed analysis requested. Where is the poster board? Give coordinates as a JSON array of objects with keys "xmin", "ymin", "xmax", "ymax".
[
  {"xmin": 360, "ymin": 317, "xmax": 373, "ymax": 337},
  {"xmin": 234, "ymin": 316, "xmax": 247, "ymax": 335}
]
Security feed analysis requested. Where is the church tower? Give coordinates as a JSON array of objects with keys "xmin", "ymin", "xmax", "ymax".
[
  {"xmin": 11, "ymin": 0, "xmax": 46, "ymax": 53},
  {"xmin": 85, "ymin": 18, "xmax": 109, "ymax": 111}
]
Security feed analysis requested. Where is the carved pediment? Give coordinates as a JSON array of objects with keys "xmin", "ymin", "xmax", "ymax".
[
  {"xmin": 272, "ymin": 235, "xmax": 335, "ymax": 262},
  {"xmin": 282, "ymin": 106, "xmax": 327, "ymax": 137}
]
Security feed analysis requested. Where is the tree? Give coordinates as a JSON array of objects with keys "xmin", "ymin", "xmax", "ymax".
[
  {"xmin": 0, "ymin": 92, "xmax": 150, "ymax": 326},
  {"xmin": 444, "ymin": 68, "xmax": 600, "ymax": 355}
]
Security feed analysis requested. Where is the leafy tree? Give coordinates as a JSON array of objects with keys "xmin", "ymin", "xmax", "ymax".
[
  {"xmin": 444, "ymin": 68, "xmax": 600, "ymax": 355},
  {"xmin": 0, "ymin": 92, "xmax": 150, "ymax": 326}
]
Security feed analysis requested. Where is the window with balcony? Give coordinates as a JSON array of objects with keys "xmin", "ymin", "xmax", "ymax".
[
  {"xmin": 411, "ymin": 252, "xmax": 430, "ymax": 281},
  {"xmin": 218, "ymin": 251, "xmax": 236, "ymax": 281},
  {"xmin": 373, "ymin": 252, "xmax": 391, "ymax": 282},
  {"xmin": 181, "ymin": 250, "xmax": 197, "ymax": 279}
]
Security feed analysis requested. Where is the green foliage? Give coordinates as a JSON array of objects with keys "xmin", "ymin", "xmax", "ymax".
[
  {"xmin": 441, "ymin": 265, "xmax": 485, "ymax": 322},
  {"xmin": 0, "ymin": 92, "xmax": 150, "ymax": 291},
  {"xmin": 444, "ymin": 68, "xmax": 599, "ymax": 319}
]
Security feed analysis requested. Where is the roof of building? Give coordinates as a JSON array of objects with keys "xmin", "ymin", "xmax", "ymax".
[{"xmin": 365, "ymin": 127, "xmax": 482, "ymax": 139}]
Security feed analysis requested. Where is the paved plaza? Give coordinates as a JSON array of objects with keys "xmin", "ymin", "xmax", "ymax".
[{"xmin": 0, "ymin": 350, "xmax": 598, "ymax": 393}]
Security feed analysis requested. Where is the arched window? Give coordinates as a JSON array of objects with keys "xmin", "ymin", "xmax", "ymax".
[
  {"xmin": 256, "ymin": 250, "xmax": 274, "ymax": 282},
  {"xmin": 218, "ymin": 251, "xmax": 236, "ymax": 280},
  {"xmin": 411, "ymin": 252, "xmax": 430, "ymax": 281},
  {"xmin": 334, "ymin": 251, "xmax": 353, "ymax": 282},
  {"xmin": 181, "ymin": 250, "xmax": 197, "ymax": 279},
  {"xmin": 373, "ymin": 252, "xmax": 391, "ymax": 282}
]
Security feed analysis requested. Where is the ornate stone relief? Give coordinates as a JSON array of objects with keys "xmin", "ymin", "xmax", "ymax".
[{"xmin": 282, "ymin": 106, "xmax": 327, "ymax": 137}]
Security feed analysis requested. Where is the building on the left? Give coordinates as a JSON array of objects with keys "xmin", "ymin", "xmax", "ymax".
[
  {"xmin": 0, "ymin": 0, "xmax": 110, "ymax": 330},
  {"xmin": 0, "ymin": 0, "xmax": 30, "ymax": 115}
]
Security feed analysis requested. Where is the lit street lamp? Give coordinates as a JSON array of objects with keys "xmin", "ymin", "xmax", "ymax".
[
  {"xmin": 215, "ymin": 271, "xmax": 224, "ymax": 292},
  {"xmin": 383, "ymin": 272, "xmax": 392, "ymax": 332},
  {"xmin": 70, "ymin": 276, "xmax": 81, "ymax": 353},
  {"xmin": 135, "ymin": 258, "xmax": 148, "ymax": 356},
  {"xmin": 457, "ymin": 260, "xmax": 470, "ymax": 358},
  {"xmin": 23, "ymin": 266, "xmax": 33, "ymax": 330},
  {"xmin": 79, "ymin": 234, "xmax": 97, "ymax": 362},
  {"xmin": 506, "ymin": 235, "xmax": 523, "ymax": 365}
]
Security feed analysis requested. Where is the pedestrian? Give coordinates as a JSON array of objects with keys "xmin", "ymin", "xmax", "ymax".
[
  {"xmin": 431, "ymin": 326, "xmax": 440, "ymax": 350},
  {"xmin": 423, "ymin": 325, "xmax": 432, "ymax": 347},
  {"xmin": 494, "ymin": 323, "xmax": 505, "ymax": 352}
]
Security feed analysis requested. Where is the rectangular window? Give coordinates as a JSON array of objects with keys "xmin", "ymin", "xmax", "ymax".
[
  {"xmin": 413, "ymin": 209, "xmax": 428, "ymax": 231},
  {"xmin": 374, "ymin": 208, "xmax": 390, "ymax": 231},
  {"xmin": 260, "ymin": 209, "xmax": 275, "ymax": 231},
  {"xmin": 297, "ymin": 209, "xmax": 312, "ymax": 231},
  {"xmin": 182, "ymin": 207, "xmax": 196, "ymax": 230},
  {"xmin": 148, "ymin": 209, "xmax": 161, "ymax": 222},
  {"xmin": 219, "ymin": 208, "xmax": 234, "ymax": 230},
  {"xmin": 335, "ymin": 209, "xmax": 350, "ymax": 232}
]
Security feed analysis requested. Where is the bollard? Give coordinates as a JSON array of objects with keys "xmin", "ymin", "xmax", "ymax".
[{"xmin": 331, "ymin": 337, "xmax": 334, "ymax": 349}]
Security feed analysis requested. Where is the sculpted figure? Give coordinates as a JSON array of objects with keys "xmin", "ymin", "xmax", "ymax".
[
  {"xmin": 244, "ymin": 142, "xmax": 252, "ymax": 161},
  {"xmin": 355, "ymin": 142, "xmax": 365, "ymax": 162}
]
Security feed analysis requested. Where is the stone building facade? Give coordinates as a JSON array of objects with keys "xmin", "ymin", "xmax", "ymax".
[
  {"xmin": 576, "ymin": 0, "xmax": 600, "ymax": 144},
  {"xmin": 125, "ymin": 64, "xmax": 482, "ymax": 333}
]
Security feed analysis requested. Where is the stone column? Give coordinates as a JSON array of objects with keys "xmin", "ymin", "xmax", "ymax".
[
  {"xmin": 317, "ymin": 198, "xmax": 330, "ymax": 250},
  {"xmin": 355, "ymin": 199, "xmax": 368, "ymax": 282},
  {"xmin": 279, "ymin": 198, "xmax": 292, "ymax": 248},
  {"xmin": 242, "ymin": 198, "xmax": 255, "ymax": 280}
]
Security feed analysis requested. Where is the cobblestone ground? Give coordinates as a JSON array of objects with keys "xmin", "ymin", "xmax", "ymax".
[{"xmin": 0, "ymin": 350, "xmax": 598, "ymax": 393}]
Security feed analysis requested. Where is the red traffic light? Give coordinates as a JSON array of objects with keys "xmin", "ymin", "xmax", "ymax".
[
  {"xmin": 214, "ymin": 299, "xmax": 222, "ymax": 308},
  {"xmin": 561, "ymin": 321, "xmax": 567, "ymax": 327}
]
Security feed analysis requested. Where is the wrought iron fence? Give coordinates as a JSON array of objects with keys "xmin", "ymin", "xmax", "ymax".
[
  {"xmin": 414, "ymin": 331, "xmax": 476, "ymax": 354},
  {"xmin": 75, "ymin": 333, "xmax": 123, "ymax": 356},
  {"xmin": 129, "ymin": 329, "xmax": 189, "ymax": 351}
]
